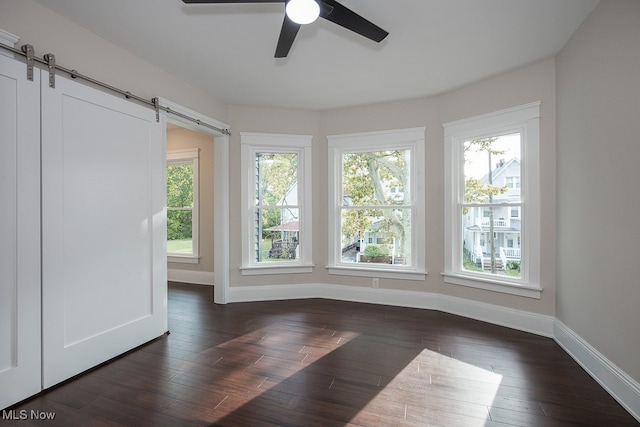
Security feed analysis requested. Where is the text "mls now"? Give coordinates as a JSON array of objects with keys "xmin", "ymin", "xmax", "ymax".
[{"xmin": 2, "ymin": 410, "xmax": 56, "ymax": 420}]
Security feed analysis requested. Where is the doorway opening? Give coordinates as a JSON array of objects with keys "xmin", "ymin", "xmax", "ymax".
[{"xmin": 161, "ymin": 100, "xmax": 230, "ymax": 304}]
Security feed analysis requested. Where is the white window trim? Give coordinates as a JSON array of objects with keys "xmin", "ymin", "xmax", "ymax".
[
  {"xmin": 240, "ymin": 132, "xmax": 314, "ymax": 275},
  {"xmin": 327, "ymin": 127, "xmax": 427, "ymax": 281},
  {"xmin": 443, "ymin": 102, "xmax": 542, "ymax": 298},
  {"xmin": 167, "ymin": 148, "xmax": 200, "ymax": 264}
]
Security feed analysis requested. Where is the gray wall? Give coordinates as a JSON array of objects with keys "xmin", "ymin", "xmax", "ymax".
[
  {"xmin": 1, "ymin": 0, "xmax": 556, "ymax": 317},
  {"xmin": 226, "ymin": 59, "xmax": 557, "ymax": 319},
  {"xmin": 556, "ymin": 0, "xmax": 640, "ymax": 382},
  {"xmin": 3, "ymin": 0, "xmax": 638, "ymax": 390},
  {"xmin": 0, "ymin": 0, "xmax": 228, "ymax": 122}
]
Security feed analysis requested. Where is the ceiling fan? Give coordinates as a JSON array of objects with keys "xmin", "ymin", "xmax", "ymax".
[{"xmin": 182, "ymin": 0, "xmax": 389, "ymax": 58}]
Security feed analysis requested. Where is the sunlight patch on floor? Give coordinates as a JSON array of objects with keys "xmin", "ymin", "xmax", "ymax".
[{"xmin": 355, "ymin": 349, "xmax": 503, "ymax": 425}]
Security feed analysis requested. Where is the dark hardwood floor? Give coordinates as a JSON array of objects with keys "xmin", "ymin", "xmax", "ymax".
[{"xmin": 6, "ymin": 282, "xmax": 638, "ymax": 426}]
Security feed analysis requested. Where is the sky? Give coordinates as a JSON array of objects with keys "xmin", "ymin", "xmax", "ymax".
[{"xmin": 464, "ymin": 132, "xmax": 521, "ymax": 180}]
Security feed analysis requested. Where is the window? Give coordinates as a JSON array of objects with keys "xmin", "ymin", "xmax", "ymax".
[
  {"xmin": 507, "ymin": 176, "xmax": 521, "ymax": 189},
  {"xmin": 327, "ymin": 128, "xmax": 426, "ymax": 280},
  {"xmin": 240, "ymin": 133, "xmax": 313, "ymax": 275},
  {"xmin": 167, "ymin": 148, "xmax": 199, "ymax": 263},
  {"xmin": 443, "ymin": 102, "xmax": 541, "ymax": 298}
]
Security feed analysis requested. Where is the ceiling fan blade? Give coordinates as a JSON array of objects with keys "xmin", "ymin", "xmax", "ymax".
[
  {"xmin": 319, "ymin": 0, "xmax": 388, "ymax": 43},
  {"xmin": 274, "ymin": 15, "xmax": 301, "ymax": 58},
  {"xmin": 182, "ymin": 0, "xmax": 282, "ymax": 3}
]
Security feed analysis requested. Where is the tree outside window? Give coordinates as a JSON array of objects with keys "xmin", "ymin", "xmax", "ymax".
[
  {"xmin": 240, "ymin": 132, "xmax": 313, "ymax": 275},
  {"xmin": 166, "ymin": 149, "xmax": 199, "ymax": 260},
  {"xmin": 328, "ymin": 127, "xmax": 426, "ymax": 280},
  {"xmin": 462, "ymin": 134, "xmax": 521, "ymax": 277},
  {"xmin": 341, "ymin": 149, "xmax": 411, "ymax": 265},
  {"xmin": 255, "ymin": 152, "xmax": 299, "ymax": 262},
  {"xmin": 167, "ymin": 163, "xmax": 193, "ymax": 252},
  {"xmin": 443, "ymin": 102, "xmax": 541, "ymax": 298}
]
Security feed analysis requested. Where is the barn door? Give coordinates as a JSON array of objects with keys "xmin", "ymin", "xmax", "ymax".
[
  {"xmin": 41, "ymin": 73, "xmax": 167, "ymax": 388},
  {"xmin": 0, "ymin": 54, "xmax": 42, "ymax": 409}
]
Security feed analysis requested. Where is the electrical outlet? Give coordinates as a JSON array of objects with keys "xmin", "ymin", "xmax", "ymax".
[{"xmin": 372, "ymin": 278, "xmax": 379, "ymax": 288}]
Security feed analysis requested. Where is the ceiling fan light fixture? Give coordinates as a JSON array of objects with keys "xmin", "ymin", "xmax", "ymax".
[{"xmin": 285, "ymin": 0, "xmax": 320, "ymax": 25}]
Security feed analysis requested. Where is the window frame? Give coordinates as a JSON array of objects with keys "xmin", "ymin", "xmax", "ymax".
[
  {"xmin": 240, "ymin": 132, "xmax": 313, "ymax": 275},
  {"xmin": 443, "ymin": 102, "xmax": 542, "ymax": 298},
  {"xmin": 327, "ymin": 127, "xmax": 427, "ymax": 280},
  {"xmin": 166, "ymin": 148, "xmax": 200, "ymax": 264}
]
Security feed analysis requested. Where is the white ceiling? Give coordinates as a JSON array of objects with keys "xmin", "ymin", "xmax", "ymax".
[{"xmin": 34, "ymin": 0, "xmax": 599, "ymax": 111}]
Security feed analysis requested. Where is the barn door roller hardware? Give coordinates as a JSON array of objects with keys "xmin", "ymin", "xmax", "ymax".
[
  {"xmin": 44, "ymin": 53, "xmax": 56, "ymax": 88},
  {"xmin": 0, "ymin": 41, "xmax": 231, "ymax": 135},
  {"xmin": 21, "ymin": 44, "xmax": 34, "ymax": 81}
]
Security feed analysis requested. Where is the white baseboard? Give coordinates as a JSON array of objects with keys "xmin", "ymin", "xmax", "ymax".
[
  {"xmin": 228, "ymin": 283, "xmax": 553, "ymax": 336},
  {"xmin": 227, "ymin": 282, "xmax": 639, "ymax": 422},
  {"xmin": 554, "ymin": 320, "xmax": 640, "ymax": 423},
  {"xmin": 228, "ymin": 283, "xmax": 318, "ymax": 302},
  {"xmin": 167, "ymin": 269, "xmax": 214, "ymax": 286},
  {"xmin": 438, "ymin": 294, "xmax": 555, "ymax": 337},
  {"xmin": 321, "ymin": 283, "xmax": 439, "ymax": 309}
]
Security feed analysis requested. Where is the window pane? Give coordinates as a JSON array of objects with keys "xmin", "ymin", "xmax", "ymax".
[
  {"xmin": 342, "ymin": 150, "xmax": 411, "ymax": 206},
  {"xmin": 340, "ymin": 208, "xmax": 411, "ymax": 266},
  {"xmin": 167, "ymin": 164, "xmax": 193, "ymax": 208},
  {"xmin": 256, "ymin": 207, "xmax": 300, "ymax": 262},
  {"xmin": 254, "ymin": 151, "xmax": 300, "ymax": 264},
  {"xmin": 167, "ymin": 209, "xmax": 192, "ymax": 253},
  {"xmin": 461, "ymin": 206, "xmax": 521, "ymax": 278},
  {"xmin": 463, "ymin": 134, "xmax": 521, "ymax": 203},
  {"xmin": 256, "ymin": 152, "xmax": 298, "ymax": 206}
]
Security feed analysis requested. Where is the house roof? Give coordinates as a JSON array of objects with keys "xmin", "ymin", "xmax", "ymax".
[
  {"xmin": 32, "ymin": 0, "xmax": 599, "ymax": 110},
  {"xmin": 479, "ymin": 157, "xmax": 520, "ymax": 184}
]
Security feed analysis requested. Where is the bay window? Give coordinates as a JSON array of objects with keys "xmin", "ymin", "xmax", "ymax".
[{"xmin": 443, "ymin": 102, "xmax": 541, "ymax": 298}]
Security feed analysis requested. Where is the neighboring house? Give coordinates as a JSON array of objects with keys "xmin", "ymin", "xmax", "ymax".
[
  {"xmin": 263, "ymin": 181, "xmax": 300, "ymax": 259},
  {"xmin": 341, "ymin": 186, "xmax": 405, "ymax": 264},
  {"xmin": 463, "ymin": 158, "xmax": 522, "ymax": 270}
]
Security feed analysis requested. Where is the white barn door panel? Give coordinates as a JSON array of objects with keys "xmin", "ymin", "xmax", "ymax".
[
  {"xmin": 41, "ymin": 74, "xmax": 167, "ymax": 388},
  {"xmin": 0, "ymin": 55, "xmax": 42, "ymax": 409}
]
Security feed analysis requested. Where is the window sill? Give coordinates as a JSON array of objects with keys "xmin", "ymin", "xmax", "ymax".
[
  {"xmin": 327, "ymin": 265, "xmax": 427, "ymax": 281},
  {"xmin": 442, "ymin": 272, "xmax": 542, "ymax": 299},
  {"xmin": 240, "ymin": 263, "xmax": 314, "ymax": 276},
  {"xmin": 168, "ymin": 255, "xmax": 200, "ymax": 264}
]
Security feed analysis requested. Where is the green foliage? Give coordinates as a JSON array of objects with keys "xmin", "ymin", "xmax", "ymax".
[
  {"xmin": 506, "ymin": 261, "xmax": 521, "ymax": 272},
  {"xmin": 167, "ymin": 210, "xmax": 192, "ymax": 241},
  {"xmin": 463, "ymin": 138, "xmax": 508, "ymax": 213},
  {"xmin": 364, "ymin": 244, "xmax": 389, "ymax": 258},
  {"xmin": 341, "ymin": 150, "xmax": 411, "ymax": 260},
  {"xmin": 259, "ymin": 208, "xmax": 282, "ymax": 240},
  {"xmin": 342, "ymin": 150, "xmax": 407, "ymax": 206},
  {"xmin": 464, "ymin": 177, "xmax": 507, "ymax": 203},
  {"xmin": 463, "ymin": 259, "xmax": 483, "ymax": 272},
  {"xmin": 257, "ymin": 153, "xmax": 298, "ymax": 237},
  {"xmin": 258, "ymin": 153, "xmax": 298, "ymax": 205},
  {"xmin": 167, "ymin": 163, "xmax": 194, "ymax": 242},
  {"xmin": 464, "ymin": 137, "xmax": 504, "ymax": 156},
  {"xmin": 342, "ymin": 208, "xmax": 379, "ymax": 242},
  {"xmin": 167, "ymin": 164, "xmax": 193, "ymax": 208}
]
